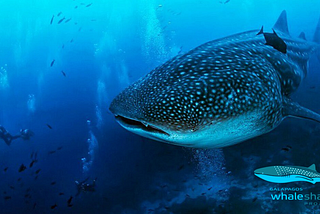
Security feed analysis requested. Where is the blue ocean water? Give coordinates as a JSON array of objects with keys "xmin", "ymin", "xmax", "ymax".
[{"xmin": 1, "ymin": 0, "xmax": 320, "ymax": 213}]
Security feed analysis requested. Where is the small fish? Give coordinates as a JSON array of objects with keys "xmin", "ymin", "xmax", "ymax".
[
  {"xmin": 3, "ymin": 191, "xmax": 6, "ymax": 194},
  {"xmin": 70, "ymin": 39, "xmax": 74, "ymax": 43},
  {"xmin": 178, "ymin": 46, "xmax": 183, "ymax": 55},
  {"xmin": 57, "ymin": 12, "xmax": 62, "ymax": 16},
  {"xmin": 160, "ymin": 184, "xmax": 167, "ymax": 188},
  {"xmin": 68, "ymin": 204, "xmax": 73, "ymax": 207},
  {"xmin": 74, "ymin": 6, "xmax": 78, "ymax": 9},
  {"xmin": 65, "ymin": 18, "xmax": 72, "ymax": 23},
  {"xmin": 57, "ymin": 146, "xmax": 63, "ymax": 150},
  {"xmin": 201, "ymin": 192, "xmax": 206, "ymax": 196},
  {"xmin": 208, "ymin": 187, "xmax": 213, "ymax": 191},
  {"xmin": 50, "ymin": 15, "xmax": 54, "ymax": 24},
  {"xmin": 9, "ymin": 186, "xmax": 15, "ymax": 190},
  {"xmin": 26, "ymin": 188, "xmax": 31, "ymax": 192},
  {"xmin": 24, "ymin": 194, "xmax": 31, "ymax": 198},
  {"xmin": 281, "ymin": 147, "xmax": 290, "ymax": 152},
  {"xmin": 4, "ymin": 196, "xmax": 11, "ymax": 200},
  {"xmin": 252, "ymin": 197, "xmax": 258, "ymax": 202},
  {"xmin": 86, "ymin": 3, "xmax": 92, "ymax": 7},
  {"xmin": 67, "ymin": 196, "xmax": 73, "ymax": 204},
  {"xmin": 50, "ymin": 60, "xmax": 55, "ymax": 67},
  {"xmin": 33, "ymin": 202, "xmax": 37, "ymax": 209},
  {"xmin": 59, "ymin": 192, "xmax": 64, "ymax": 196},
  {"xmin": 62, "ymin": 44, "xmax": 65, "ymax": 49},
  {"xmin": 178, "ymin": 165, "xmax": 184, "ymax": 171},
  {"xmin": 30, "ymin": 152, "xmax": 34, "ymax": 159},
  {"xmin": 219, "ymin": 0, "xmax": 230, "ymax": 3},
  {"xmin": 35, "ymin": 169, "xmax": 41, "ymax": 174},
  {"xmin": 51, "ymin": 204, "xmax": 58, "ymax": 209},
  {"xmin": 48, "ymin": 150, "xmax": 56, "ymax": 155},
  {"xmin": 186, "ymin": 194, "xmax": 190, "ymax": 198},
  {"xmin": 78, "ymin": 27, "xmax": 82, "ymax": 32},
  {"xmin": 91, "ymin": 19, "xmax": 96, "ymax": 21},
  {"xmin": 19, "ymin": 164, "xmax": 27, "ymax": 172},
  {"xmin": 61, "ymin": 71, "xmax": 66, "ymax": 77},
  {"xmin": 47, "ymin": 124, "xmax": 53, "ymax": 129},
  {"xmin": 34, "ymin": 175, "xmax": 38, "ymax": 180},
  {"xmin": 17, "ymin": 178, "xmax": 21, "ymax": 182},
  {"xmin": 257, "ymin": 26, "xmax": 287, "ymax": 54},
  {"xmin": 4, "ymin": 167, "xmax": 8, "ymax": 172},
  {"xmin": 286, "ymin": 145, "xmax": 292, "ymax": 149},
  {"xmin": 30, "ymin": 160, "xmax": 36, "ymax": 168},
  {"xmin": 310, "ymin": 86, "xmax": 316, "ymax": 89},
  {"xmin": 58, "ymin": 17, "xmax": 66, "ymax": 24},
  {"xmin": 51, "ymin": 182, "xmax": 56, "ymax": 185}
]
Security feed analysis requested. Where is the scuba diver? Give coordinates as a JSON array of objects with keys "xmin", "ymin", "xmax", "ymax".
[
  {"xmin": 75, "ymin": 177, "xmax": 97, "ymax": 196},
  {"xmin": 20, "ymin": 129, "xmax": 34, "ymax": 140},
  {"xmin": 0, "ymin": 125, "xmax": 34, "ymax": 146}
]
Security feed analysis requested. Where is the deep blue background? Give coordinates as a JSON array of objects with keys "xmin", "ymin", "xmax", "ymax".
[{"xmin": 0, "ymin": 0, "xmax": 320, "ymax": 213}]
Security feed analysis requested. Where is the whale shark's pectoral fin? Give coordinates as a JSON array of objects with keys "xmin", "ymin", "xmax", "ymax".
[
  {"xmin": 283, "ymin": 98, "xmax": 320, "ymax": 123},
  {"xmin": 295, "ymin": 176, "xmax": 316, "ymax": 184}
]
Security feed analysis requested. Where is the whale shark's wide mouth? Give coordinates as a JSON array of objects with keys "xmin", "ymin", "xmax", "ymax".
[{"xmin": 115, "ymin": 115, "xmax": 170, "ymax": 136}]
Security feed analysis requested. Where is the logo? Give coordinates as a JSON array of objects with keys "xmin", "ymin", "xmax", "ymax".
[{"xmin": 254, "ymin": 164, "xmax": 320, "ymax": 184}]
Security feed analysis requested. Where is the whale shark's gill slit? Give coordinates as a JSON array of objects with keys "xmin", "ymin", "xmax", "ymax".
[{"xmin": 115, "ymin": 116, "xmax": 170, "ymax": 136}]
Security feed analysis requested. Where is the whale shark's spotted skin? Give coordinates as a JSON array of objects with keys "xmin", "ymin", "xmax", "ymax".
[
  {"xmin": 110, "ymin": 11, "xmax": 320, "ymax": 148},
  {"xmin": 274, "ymin": 166, "xmax": 320, "ymax": 178}
]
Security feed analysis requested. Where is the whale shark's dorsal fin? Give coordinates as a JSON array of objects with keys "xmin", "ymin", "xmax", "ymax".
[
  {"xmin": 283, "ymin": 98, "xmax": 320, "ymax": 123},
  {"xmin": 308, "ymin": 164, "xmax": 317, "ymax": 171},
  {"xmin": 299, "ymin": 32, "xmax": 307, "ymax": 40},
  {"xmin": 314, "ymin": 15, "xmax": 320, "ymax": 43},
  {"xmin": 273, "ymin": 10, "xmax": 290, "ymax": 35},
  {"xmin": 313, "ymin": 15, "xmax": 320, "ymax": 63}
]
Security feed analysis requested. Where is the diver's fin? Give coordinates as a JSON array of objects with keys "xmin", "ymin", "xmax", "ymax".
[
  {"xmin": 257, "ymin": 26, "xmax": 264, "ymax": 35},
  {"xmin": 299, "ymin": 32, "xmax": 307, "ymax": 40},
  {"xmin": 273, "ymin": 10, "xmax": 290, "ymax": 35},
  {"xmin": 308, "ymin": 164, "xmax": 317, "ymax": 171},
  {"xmin": 283, "ymin": 98, "xmax": 320, "ymax": 123}
]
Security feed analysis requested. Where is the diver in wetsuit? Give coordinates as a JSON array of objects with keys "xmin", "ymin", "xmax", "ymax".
[
  {"xmin": 0, "ymin": 126, "xmax": 34, "ymax": 146},
  {"xmin": 75, "ymin": 177, "xmax": 97, "ymax": 196},
  {"xmin": 0, "ymin": 126, "xmax": 20, "ymax": 146}
]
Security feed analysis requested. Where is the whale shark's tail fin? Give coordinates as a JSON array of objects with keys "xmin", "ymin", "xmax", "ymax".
[
  {"xmin": 273, "ymin": 10, "xmax": 290, "ymax": 35},
  {"xmin": 283, "ymin": 98, "xmax": 320, "ymax": 123}
]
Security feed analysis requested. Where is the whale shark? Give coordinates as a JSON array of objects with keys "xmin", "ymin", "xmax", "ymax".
[
  {"xmin": 254, "ymin": 164, "xmax": 320, "ymax": 184},
  {"xmin": 109, "ymin": 10, "xmax": 320, "ymax": 148}
]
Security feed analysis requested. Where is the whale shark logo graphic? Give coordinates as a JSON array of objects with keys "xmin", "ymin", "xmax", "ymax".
[{"xmin": 254, "ymin": 164, "xmax": 320, "ymax": 184}]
